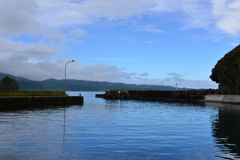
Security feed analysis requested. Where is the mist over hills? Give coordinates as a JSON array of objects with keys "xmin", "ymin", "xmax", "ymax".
[{"xmin": 0, "ymin": 73, "xmax": 190, "ymax": 91}]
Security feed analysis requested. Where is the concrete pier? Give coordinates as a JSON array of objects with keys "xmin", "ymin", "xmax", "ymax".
[
  {"xmin": 204, "ymin": 94, "xmax": 240, "ymax": 104},
  {"xmin": 0, "ymin": 91, "xmax": 84, "ymax": 110}
]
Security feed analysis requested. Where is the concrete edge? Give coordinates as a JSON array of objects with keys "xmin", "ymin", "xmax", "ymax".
[{"xmin": 204, "ymin": 94, "xmax": 240, "ymax": 103}]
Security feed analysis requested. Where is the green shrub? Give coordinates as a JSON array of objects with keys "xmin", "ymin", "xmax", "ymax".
[{"xmin": 1, "ymin": 76, "xmax": 18, "ymax": 85}]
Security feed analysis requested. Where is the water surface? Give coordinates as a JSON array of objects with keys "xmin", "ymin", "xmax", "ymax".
[{"xmin": 0, "ymin": 91, "xmax": 240, "ymax": 159}]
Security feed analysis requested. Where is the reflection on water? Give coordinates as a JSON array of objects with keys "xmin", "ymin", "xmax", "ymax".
[
  {"xmin": 1, "ymin": 92, "xmax": 240, "ymax": 159},
  {"xmin": 207, "ymin": 102, "xmax": 240, "ymax": 159}
]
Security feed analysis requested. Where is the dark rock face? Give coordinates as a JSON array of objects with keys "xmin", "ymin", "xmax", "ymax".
[
  {"xmin": 210, "ymin": 45, "xmax": 240, "ymax": 90},
  {"xmin": 0, "ymin": 76, "xmax": 19, "ymax": 91}
]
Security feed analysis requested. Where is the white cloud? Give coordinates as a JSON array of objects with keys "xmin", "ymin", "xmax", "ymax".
[
  {"xmin": 150, "ymin": 0, "xmax": 197, "ymax": 12},
  {"xmin": 33, "ymin": 0, "xmax": 210, "ymax": 29},
  {"xmin": 212, "ymin": 0, "xmax": 240, "ymax": 35},
  {"xmin": 79, "ymin": 0, "xmax": 154, "ymax": 19},
  {"xmin": 9, "ymin": 0, "xmax": 237, "ymax": 37},
  {"xmin": 229, "ymin": 42, "xmax": 240, "ymax": 46},
  {"xmin": 0, "ymin": 0, "xmax": 85, "ymax": 39},
  {"xmin": 149, "ymin": 0, "xmax": 213, "ymax": 28},
  {"xmin": 165, "ymin": 73, "xmax": 217, "ymax": 89},
  {"xmin": 1, "ymin": 0, "xmax": 237, "ymax": 38},
  {"xmin": 0, "ymin": 0, "xmax": 86, "ymax": 62},
  {"xmin": 0, "ymin": 55, "xmax": 136, "ymax": 82},
  {"xmin": 69, "ymin": 28, "xmax": 85, "ymax": 37},
  {"xmin": 35, "ymin": 0, "xmax": 151, "ymax": 26},
  {"xmin": 136, "ymin": 25, "xmax": 165, "ymax": 33},
  {"xmin": 0, "ymin": 37, "xmax": 58, "ymax": 58},
  {"xmin": 35, "ymin": 0, "xmax": 91, "ymax": 26},
  {"xmin": 130, "ymin": 72, "xmax": 218, "ymax": 89},
  {"xmin": 0, "ymin": 0, "xmax": 39, "ymax": 36},
  {"xmin": 78, "ymin": 64, "xmax": 136, "ymax": 81},
  {"xmin": 196, "ymin": 35, "xmax": 236, "ymax": 39}
]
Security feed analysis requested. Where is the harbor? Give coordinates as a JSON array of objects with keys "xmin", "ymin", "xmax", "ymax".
[{"xmin": 1, "ymin": 91, "xmax": 239, "ymax": 159}]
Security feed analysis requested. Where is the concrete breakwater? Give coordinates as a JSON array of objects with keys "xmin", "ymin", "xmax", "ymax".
[
  {"xmin": 0, "ymin": 91, "xmax": 84, "ymax": 110},
  {"xmin": 97, "ymin": 89, "xmax": 210, "ymax": 102}
]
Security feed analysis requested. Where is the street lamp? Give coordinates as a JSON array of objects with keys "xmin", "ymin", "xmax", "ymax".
[{"xmin": 65, "ymin": 59, "xmax": 74, "ymax": 92}]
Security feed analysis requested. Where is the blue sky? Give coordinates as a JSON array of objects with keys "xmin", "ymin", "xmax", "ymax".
[{"xmin": 0, "ymin": 0, "xmax": 240, "ymax": 89}]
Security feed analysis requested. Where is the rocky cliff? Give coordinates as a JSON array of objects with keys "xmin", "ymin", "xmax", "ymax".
[
  {"xmin": 210, "ymin": 45, "xmax": 240, "ymax": 90},
  {"xmin": 0, "ymin": 76, "xmax": 19, "ymax": 91}
]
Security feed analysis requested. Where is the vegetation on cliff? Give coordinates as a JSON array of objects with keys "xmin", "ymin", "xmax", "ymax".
[{"xmin": 210, "ymin": 45, "xmax": 240, "ymax": 90}]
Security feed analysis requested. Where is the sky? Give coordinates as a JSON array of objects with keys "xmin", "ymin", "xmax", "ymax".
[{"xmin": 0, "ymin": 0, "xmax": 240, "ymax": 89}]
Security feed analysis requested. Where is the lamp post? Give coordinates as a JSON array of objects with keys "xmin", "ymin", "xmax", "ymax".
[{"xmin": 65, "ymin": 59, "xmax": 74, "ymax": 92}]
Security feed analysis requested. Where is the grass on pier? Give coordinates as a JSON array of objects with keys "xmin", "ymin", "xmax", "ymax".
[{"xmin": 0, "ymin": 91, "xmax": 66, "ymax": 96}]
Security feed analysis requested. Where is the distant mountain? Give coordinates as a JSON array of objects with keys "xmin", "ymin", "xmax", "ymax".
[
  {"xmin": 0, "ymin": 73, "xmax": 31, "ymax": 81},
  {"xmin": 0, "ymin": 73, "xmax": 190, "ymax": 91}
]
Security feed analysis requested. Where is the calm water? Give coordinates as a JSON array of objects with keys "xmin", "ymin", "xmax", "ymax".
[{"xmin": 0, "ymin": 91, "xmax": 240, "ymax": 159}]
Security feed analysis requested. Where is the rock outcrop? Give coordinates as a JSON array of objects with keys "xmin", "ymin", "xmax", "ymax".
[
  {"xmin": 210, "ymin": 45, "xmax": 240, "ymax": 90},
  {"xmin": 0, "ymin": 76, "xmax": 19, "ymax": 91}
]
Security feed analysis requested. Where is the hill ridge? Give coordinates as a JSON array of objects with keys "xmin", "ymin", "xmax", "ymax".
[{"xmin": 0, "ymin": 73, "xmax": 190, "ymax": 91}]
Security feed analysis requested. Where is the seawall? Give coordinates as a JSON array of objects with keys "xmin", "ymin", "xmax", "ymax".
[
  {"xmin": 0, "ymin": 91, "xmax": 83, "ymax": 110},
  {"xmin": 98, "ymin": 90, "xmax": 209, "ymax": 102},
  {"xmin": 204, "ymin": 94, "xmax": 240, "ymax": 104}
]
